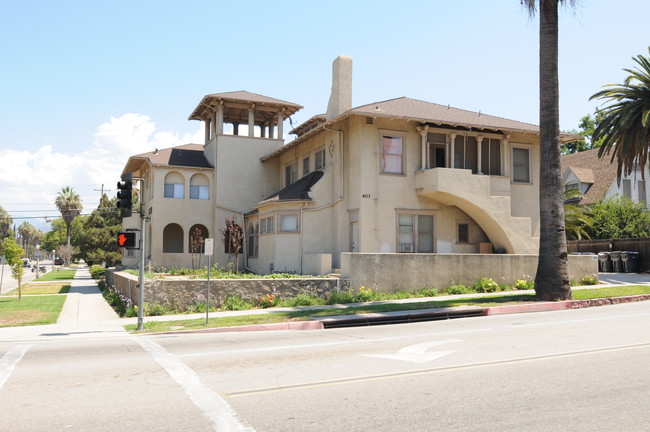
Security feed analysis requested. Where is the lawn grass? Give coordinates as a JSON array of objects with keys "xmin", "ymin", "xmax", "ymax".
[
  {"xmin": 2, "ymin": 283, "xmax": 71, "ymax": 296},
  {"xmin": 125, "ymin": 285, "xmax": 650, "ymax": 333},
  {"xmin": 35, "ymin": 269, "xmax": 77, "ymax": 281},
  {"xmin": 0, "ymin": 295, "xmax": 67, "ymax": 327}
]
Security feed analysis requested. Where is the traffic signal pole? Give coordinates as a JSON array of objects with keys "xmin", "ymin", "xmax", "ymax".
[{"xmin": 137, "ymin": 206, "xmax": 146, "ymax": 331}]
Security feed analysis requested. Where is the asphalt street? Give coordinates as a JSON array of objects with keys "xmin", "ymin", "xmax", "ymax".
[{"xmin": 2, "ymin": 268, "xmax": 650, "ymax": 431}]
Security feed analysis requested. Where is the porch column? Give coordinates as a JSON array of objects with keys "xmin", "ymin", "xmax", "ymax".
[
  {"xmin": 418, "ymin": 125, "xmax": 429, "ymax": 170},
  {"xmin": 503, "ymin": 135, "xmax": 510, "ymax": 177},
  {"xmin": 277, "ymin": 110, "xmax": 284, "ymax": 140},
  {"xmin": 233, "ymin": 123, "xmax": 239, "ymax": 136},
  {"xmin": 204, "ymin": 120, "xmax": 210, "ymax": 144},
  {"xmin": 268, "ymin": 118, "xmax": 276, "ymax": 139},
  {"xmin": 477, "ymin": 136, "xmax": 484, "ymax": 174},
  {"xmin": 211, "ymin": 111, "xmax": 217, "ymax": 138},
  {"xmin": 216, "ymin": 103, "xmax": 224, "ymax": 135},
  {"xmin": 260, "ymin": 124, "xmax": 266, "ymax": 138},
  {"xmin": 248, "ymin": 105, "xmax": 255, "ymax": 137},
  {"xmin": 449, "ymin": 133, "xmax": 457, "ymax": 168}
]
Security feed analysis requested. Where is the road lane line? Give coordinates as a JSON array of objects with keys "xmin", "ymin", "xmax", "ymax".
[
  {"xmin": 135, "ymin": 336, "xmax": 255, "ymax": 432},
  {"xmin": 0, "ymin": 344, "xmax": 32, "ymax": 389},
  {"xmin": 222, "ymin": 341, "xmax": 650, "ymax": 398}
]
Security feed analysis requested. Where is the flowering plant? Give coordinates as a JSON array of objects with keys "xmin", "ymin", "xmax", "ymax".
[{"xmin": 259, "ymin": 293, "xmax": 277, "ymax": 308}]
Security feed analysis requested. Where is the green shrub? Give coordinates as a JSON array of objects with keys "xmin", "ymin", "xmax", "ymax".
[
  {"xmin": 514, "ymin": 278, "xmax": 535, "ymax": 290},
  {"xmin": 222, "ymin": 296, "xmax": 253, "ymax": 311},
  {"xmin": 578, "ymin": 274, "xmax": 599, "ymax": 286},
  {"xmin": 144, "ymin": 302, "xmax": 169, "ymax": 316},
  {"xmin": 474, "ymin": 277, "xmax": 499, "ymax": 293},
  {"xmin": 89, "ymin": 265, "xmax": 106, "ymax": 279},
  {"xmin": 446, "ymin": 285, "xmax": 473, "ymax": 295},
  {"xmin": 328, "ymin": 289, "xmax": 357, "ymax": 304},
  {"xmin": 416, "ymin": 288, "xmax": 438, "ymax": 297},
  {"xmin": 278, "ymin": 294, "xmax": 325, "ymax": 307}
]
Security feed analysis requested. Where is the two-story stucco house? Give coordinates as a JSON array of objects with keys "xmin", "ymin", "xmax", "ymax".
[{"xmin": 120, "ymin": 56, "xmax": 578, "ymax": 275}]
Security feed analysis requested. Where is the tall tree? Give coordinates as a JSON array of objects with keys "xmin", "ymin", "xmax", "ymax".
[
  {"xmin": 561, "ymin": 111, "xmax": 606, "ymax": 155},
  {"xmin": 75, "ymin": 197, "xmax": 122, "ymax": 266},
  {"xmin": 522, "ymin": 0, "xmax": 574, "ymax": 301},
  {"xmin": 591, "ymin": 48, "xmax": 650, "ymax": 179},
  {"xmin": 4, "ymin": 237, "xmax": 25, "ymax": 300},
  {"xmin": 0, "ymin": 205, "xmax": 12, "ymax": 240},
  {"xmin": 55, "ymin": 186, "xmax": 82, "ymax": 249}
]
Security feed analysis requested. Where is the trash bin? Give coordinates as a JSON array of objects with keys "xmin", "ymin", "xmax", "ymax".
[
  {"xmin": 610, "ymin": 251, "xmax": 623, "ymax": 272},
  {"xmin": 621, "ymin": 251, "xmax": 640, "ymax": 273},
  {"xmin": 597, "ymin": 252, "xmax": 613, "ymax": 272}
]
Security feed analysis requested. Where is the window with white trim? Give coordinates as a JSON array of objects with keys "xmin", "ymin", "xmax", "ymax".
[
  {"xmin": 189, "ymin": 173, "xmax": 209, "ymax": 200},
  {"xmin": 164, "ymin": 172, "xmax": 185, "ymax": 198},
  {"xmin": 623, "ymin": 179, "xmax": 632, "ymax": 198},
  {"xmin": 638, "ymin": 180, "xmax": 646, "ymax": 203},
  {"xmin": 260, "ymin": 216, "xmax": 275, "ymax": 234},
  {"xmin": 302, "ymin": 156, "xmax": 310, "ymax": 176},
  {"xmin": 381, "ymin": 132, "xmax": 405, "ymax": 174},
  {"xmin": 512, "ymin": 146, "xmax": 531, "ymax": 184},
  {"xmin": 454, "ymin": 135, "xmax": 478, "ymax": 173},
  {"xmin": 480, "ymin": 138, "xmax": 501, "ymax": 175},
  {"xmin": 315, "ymin": 148, "xmax": 326, "ymax": 170},
  {"xmin": 279, "ymin": 214, "xmax": 299, "ymax": 232},
  {"xmin": 397, "ymin": 212, "xmax": 434, "ymax": 253}
]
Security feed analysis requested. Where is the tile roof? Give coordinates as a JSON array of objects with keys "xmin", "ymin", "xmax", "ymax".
[
  {"xmin": 188, "ymin": 90, "xmax": 302, "ymax": 122},
  {"xmin": 262, "ymin": 96, "xmax": 580, "ymax": 161},
  {"xmin": 123, "ymin": 143, "xmax": 212, "ymax": 175},
  {"xmin": 560, "ymin": 148, "xmax": 617, "ymax": 204}
]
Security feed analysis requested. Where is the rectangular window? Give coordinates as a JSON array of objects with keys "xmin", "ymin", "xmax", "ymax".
[
  {"xmin": 638, "ymin": 180, "xmax": 646, "ymax": 203},
  {"xmin": 285, "ymin": 163, "xmax": 297, "ymax": 187},
  {"xmin": 164, "ymin": 183, "xmax": 184, "ymax": 198},
  {"xmin": 398, "ymin": 212, "xmax": 434, "ymax": 253},
  {"xmin": 481, "ymin": 138, "xmax": 501, "ymax": 175},
  {"xmin": 260, "ymin": 216, "xmax": 275, "ymax": 234},
  {"xmin": 458, "ymin": 223, "xmax": 469, "ymax": 243},
  {"xmin": 189, "ymin": 185, "xmax": 209, "ymax": 200},
  {"xmin": 279, "ymin": 214, "xmax": 298, "ymax": 232},
  {"xmin": 512, "ymin": 147, "xmax": 531, "ymax": 183},
  {"xmin": 315, "ymin": 148, "xmax": 326, "ymax": 170},
  {"xmin": 381, "ymin": 135, "xmax": 403, "ymax": 174},
  {"xmin": 302, "ymin": 156, "xmax": 310, "ymax": 176},
  {"xmin": 623, "ymin": 179, "xmax": 632, "ymax": 198}
]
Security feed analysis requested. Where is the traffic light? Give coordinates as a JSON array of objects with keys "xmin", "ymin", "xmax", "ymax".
[
  {"xmin": 117, "ymin": 232, "xmax": 137, "ymax": 248},
  {"xmin": 116, "ymin": 173, "xmax": 133, "ymax": 218}
]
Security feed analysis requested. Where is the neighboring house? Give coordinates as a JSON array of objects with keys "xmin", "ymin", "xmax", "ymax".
[
  {"xmin": 561, "ymin": 148, "xmax": 649, "ymax": 206},
  {"xmin": 121, "ymin": 56, "xmax": 578, "ymax": 274}
]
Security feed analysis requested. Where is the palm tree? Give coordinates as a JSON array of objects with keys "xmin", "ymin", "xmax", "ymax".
[
  {"xmin": 0, "ymin": 205, "xmax": 12, "ymax": 240},
  {"xmin": 522, "ymin": 0, "xmax": 575, "ymax": 301},
  {"xmin": 55, "ymin": 186, "xmax": 82, "ymax": 248},
  {"xmin": 563, "ymin": 186, "xmax": 592, "ymax": 240},
  {"xmin": 591, "ymin": 48, "xmax": 650, "ymax": 179}
]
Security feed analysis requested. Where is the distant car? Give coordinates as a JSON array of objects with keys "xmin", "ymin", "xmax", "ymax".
[{"xmin": 54, "ymin": 257, "xmax": 64, "ymax": 265}]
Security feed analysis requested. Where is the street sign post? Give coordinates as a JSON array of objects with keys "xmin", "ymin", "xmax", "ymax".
[{"xmin": 204, "ymin": 238, "xmax": 214, "ymax": 324}]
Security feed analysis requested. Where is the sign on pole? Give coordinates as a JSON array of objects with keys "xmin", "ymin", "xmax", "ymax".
[{"xmin": 204, "ymin": 238, "xmax": 214, "ymax": 256}]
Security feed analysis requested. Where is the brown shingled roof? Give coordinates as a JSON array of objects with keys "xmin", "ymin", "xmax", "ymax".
[
  {"xmin": 188, "ymin": 90, "xmax": 302, "ymax": 123},
  {"xmin": 122, "ymin": 143, "xmax": 212, "ymax": 175},
  {"xmin": 561, "ymin": 148, "xmax": 617, "ymax": 204},
  {"xmin": 261, "ymin": 96, "xmax": 580, "ymax": 162}
]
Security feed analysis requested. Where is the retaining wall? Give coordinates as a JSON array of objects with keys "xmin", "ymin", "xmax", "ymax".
[{"xmin": 106, "ymin": 271, "xmax": 347, "ymax": 310}]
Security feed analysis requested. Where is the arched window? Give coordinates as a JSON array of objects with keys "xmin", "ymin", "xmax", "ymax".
[
  {"xmin": 163, "ymin": 223, "xmax": 184, "ymax": 253},
  {"xmin": 164, "ymin": 172, "xmax": 185, "ymax": 199},
  {"xmin": 254, "ymin": 223, "xmax": 259, "ymax": 257},
  {"xmin": 247, "ymin": 224, "xmax": 256, "ymax": 258},
  {"xmin": 189, "ymin": 224, "xmax": 209, "ymax": 254},
  {"xmin": 190, "ymin": 173, "xmax": 210, "ymax": 200}
]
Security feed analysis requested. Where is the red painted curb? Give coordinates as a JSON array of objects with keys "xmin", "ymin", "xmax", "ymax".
[{"xmin": 486, "ymin": 294, "xmax": 650, "ymax": 316}]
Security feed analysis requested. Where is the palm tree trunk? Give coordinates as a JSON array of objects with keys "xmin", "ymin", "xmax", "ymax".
[{"xmin": 535, "ymin": 0, "xmax": 571, "ymax": 300}]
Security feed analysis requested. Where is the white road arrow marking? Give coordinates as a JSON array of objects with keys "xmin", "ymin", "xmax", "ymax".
[{"xmin": 364, "ymin": 339, "xmax": 461, "ymax": 364}]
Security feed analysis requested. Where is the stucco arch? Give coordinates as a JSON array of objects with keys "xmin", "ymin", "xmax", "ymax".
[{"xmin": 163, "ymin": 223, "xmax": 184, "ymax": 253}]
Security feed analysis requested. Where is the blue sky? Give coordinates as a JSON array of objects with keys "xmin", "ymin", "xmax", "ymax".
[{"xmin": 1, "ymin": 0, "xmax": 648, "ymax": 231}]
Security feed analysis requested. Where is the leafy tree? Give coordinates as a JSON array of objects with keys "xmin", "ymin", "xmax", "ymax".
[
  {"xmin": 220, "ymin": 216, "xmax": 243, "ymax": 273},
  {"xmin": 0, "ymin": 205, "xmax": 12, "ymax": 240},
  {"xmin": 75, "ymin": 196, "xmax": 122, "ymax": 266},
  {"xmin": 561, "ymin": 112, "xmax": 606, "ymax": 155},
  {"xmin": 4, "ymin": 237, "xmax": 25, "ymax": 300},
  {"xmin": 585, "ymin": 196, "xmax": 650, "ymax": 239},
  {"xmin": 55, "ymin": 186, "xmax": 82, "ymax": 249},
  {"xmin": 591, "ymin": 48, "xmax": 650, "ymax": 180},
  {"xmin": 523, "ymin": 0, "xmax": 575, "ymax": 301}
]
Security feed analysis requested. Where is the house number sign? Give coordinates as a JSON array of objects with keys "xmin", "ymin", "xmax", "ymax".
[{"xmin": 362, "ymin": 194, "xmax": 371, "ymax": 198}]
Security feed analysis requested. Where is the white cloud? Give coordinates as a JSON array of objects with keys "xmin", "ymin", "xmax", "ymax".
[{"xmin": 0, "ymin": 113, "xmax": 204, "ymax": 230}]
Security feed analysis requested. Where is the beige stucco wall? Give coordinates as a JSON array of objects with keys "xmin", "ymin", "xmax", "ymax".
[{"xmin": 340, "ymin": 252, "xmax": 599, "ymax": 292}]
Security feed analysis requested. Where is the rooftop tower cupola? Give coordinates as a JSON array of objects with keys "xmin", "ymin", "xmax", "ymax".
[{"xmin": 188, "ymin": 90, "xmax": 302, "ymax": 144}]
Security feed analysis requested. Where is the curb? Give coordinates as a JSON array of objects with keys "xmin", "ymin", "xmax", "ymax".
[{"xmin": 485, "ymin": 293, "xmax": 650, "ymax": 315}]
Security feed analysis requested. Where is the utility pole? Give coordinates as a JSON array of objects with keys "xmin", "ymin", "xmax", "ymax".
[{"xmin": 94, "ymin": 184, "xmax": 111, "ymax": 208}]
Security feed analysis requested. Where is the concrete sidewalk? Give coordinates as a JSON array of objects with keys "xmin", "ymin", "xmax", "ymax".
[{"xmin": 0, "ymin": 266, "xmax": 126, "ymax": 342}]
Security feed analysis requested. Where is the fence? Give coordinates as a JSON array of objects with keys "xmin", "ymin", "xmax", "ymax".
[{"xmin": 567, "ymin": 238, "xmax": 650, "ymax": 272}]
